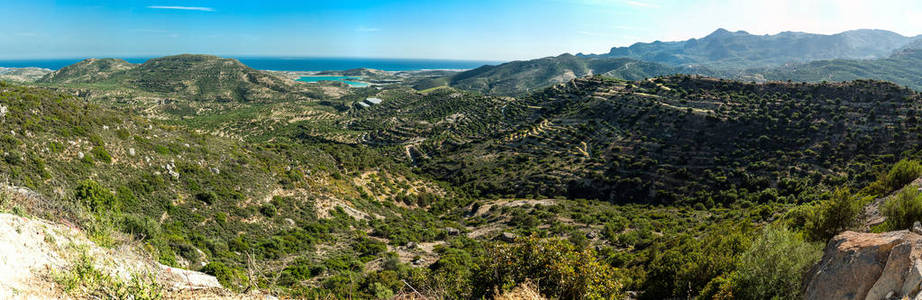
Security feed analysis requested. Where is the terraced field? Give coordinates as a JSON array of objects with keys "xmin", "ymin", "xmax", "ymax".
[{"xmin": 419, "ymin": 76, "xmax": 922, "ymax": 204}]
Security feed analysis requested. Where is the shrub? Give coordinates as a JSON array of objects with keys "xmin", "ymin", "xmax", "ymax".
[
  {"xmin": 887, "ymin": 160, "xmax": 922, "ymax": 190},
  {"xmin": 215, "ymin": 212, "xmax": 227, "ymax": 225},
  {"xmin": 353, "ymin": 237, "xmax": 387, "ymax": 261},
  {"xmin": 805, "ymin": 188, "xmax": 860, "ymax": 241},
  {"xmin": 91, "ymin": 146, "xmax": 112, "ymax": 163},
  {"xmin": 868, "ymin": 159, "xmax": 922, "ymax": 194},
  {"xmin": 75, "ymin": 180, "xmax": 118, "ymax": 213},
  {"xmin": 201, "ymin": 261, "xmax": 248, "ymax": 291},
  {"xmin": 122, "ymin": 215, "xmax": 161, "ymax": 240},
  {"xmin": 54, "ymin": 251, "xmax": 162, "ymax": 300},
  {"xmin": 643, "ymin": 224, "xmax": 751, "ymax": 299},
  {"xmin": 195, "ymin": 192, "xmax": 217, "ymax": 205},
  {"xmin": 730, "ymin": 225, "xmax": 821, "ymax": 300},
  {"xmin": 259, "ymin": 203, "xmax": 277, "ymax": 217},
  {"xmin": 477, "ymin": 236, "xmax": 626, "ymax": 299},
  {"xmin": 882, "ymin": 188, "xmax": 922, "ymax": 231},
  {"xmin": 428, "ymin": 248, "xmax": 477, "ymax": 298},
  {"xmin": 279, "ymin": 259, "xmax": 324, "ymax": 285}
]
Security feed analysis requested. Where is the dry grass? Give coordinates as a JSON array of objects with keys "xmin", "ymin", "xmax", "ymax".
[{"xmin": 495, "ymin": 280, "xmax": 546, "ymax": 300}]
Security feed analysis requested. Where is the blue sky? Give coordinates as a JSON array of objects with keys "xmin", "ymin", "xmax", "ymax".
[{"xmin": 2, "ymin": 0, "xmax": 922, "ymax": 60}]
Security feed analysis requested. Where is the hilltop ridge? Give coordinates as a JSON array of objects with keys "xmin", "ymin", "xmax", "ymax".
[
  {"xmin": 38, "ymin": 54, "xmax": 313, "ymax": 102},
  {"xmin": 591, "ymin": 28, "xmax": 920, "ymax": 69}
]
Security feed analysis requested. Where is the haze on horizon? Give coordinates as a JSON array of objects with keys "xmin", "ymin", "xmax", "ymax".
[{"xmin": 2, "ymin": 0, "xmax": 922, "ymax": 61}]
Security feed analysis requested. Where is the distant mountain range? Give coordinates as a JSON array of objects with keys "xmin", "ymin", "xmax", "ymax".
[
  {"xmin": 445, "ymin": 29, "xmax": 922, "ymax": 95},
  {"xmin": 752, "ymin": 48, "xmax": 922, "ymax": 89},
  {"xmin": 584, "ymin": 28, "xmax": 921, "ymax": 69}
]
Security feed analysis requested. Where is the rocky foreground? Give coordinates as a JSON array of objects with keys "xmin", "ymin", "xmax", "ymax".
[
  {"xmin": 805, "ymin": 229, "xmax": 922, "ymax": 299},
  {"xmin": 0, "ymin": 211, "xmax": 233, "ymax": 299}
]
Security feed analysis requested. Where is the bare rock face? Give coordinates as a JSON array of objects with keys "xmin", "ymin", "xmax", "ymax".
[
  {"xmin": 158, "ymin": 264, "xmax": 222, "ymax": 290},
  {"xmin": 804, "ymin": 230, "xmax": 922, "ymax": 300}
]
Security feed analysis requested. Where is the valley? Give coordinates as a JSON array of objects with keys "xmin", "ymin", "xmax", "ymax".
[
  {"xmin": 10, "ymin": 0, "xmax": 922, "ymax": 298},
  {"xmin": 3, "ymin": 48, "xmax": 922, "ymax": 299}
]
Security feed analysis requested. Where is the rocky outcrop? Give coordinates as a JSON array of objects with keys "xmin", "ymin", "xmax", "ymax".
[
  {"xmin": 804, "ymin": 230, "xmax": 922, "ymax": 300},
  {"xmin": 0, "ymin": 211, "xmax": 224, "ymax": 298}
]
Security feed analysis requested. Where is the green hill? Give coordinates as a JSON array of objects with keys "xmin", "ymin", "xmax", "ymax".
[
  {"xmin": 418, "ymin": 75, "xmax": 922, "ymax": 205},
  {"xmin": 38, "ymin": 58, "xmax": 135, "ymax": 84},
  {"xmin": 39, "ymin": 54, "xmax": 312, "ymax": 102},
  {"xmin": 449, "ymin": 54, "xmax": 681, "ymax": 96},
  {"xmin": 0, "ymin": 81, "xmax": 469, "ymax": 297},
  {"xmin": 754, "ymin": 49, "xmax": 922, "ymax": 90}
]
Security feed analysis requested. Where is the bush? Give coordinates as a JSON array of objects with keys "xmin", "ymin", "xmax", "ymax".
[
  {"xmin": 868, "ymin": 159, "xmax": 922, "ymax": 194},
  {"xmin": 201, "ymin": 261, "xmax": 248, "ymax": 291},
  {"xmin": 642, "ymin": 224, "xmax": 751, "ymax": 299},
  {"xmin": 887, "ymin": 160, "xmax": 922, "ymax": 190},
  {"xmin": 91, "ymin": 146, "xmax": 112, "ymax": 164},
  {"xmin": 279, "ymin": 259, "xmax": 324, "ymax": 285},
  {"xmin": 730, "ymin": 225, "xmax": 821, "ymax": 300},
  {"xmin": 805, "ymin": 188, "xmax": 860, "ymax": 241},
  {"xmin": 477, "ymin": 236, "xmax": 626, "ymax": 299},
  {"xmin": 259, "ymin": 203, "xmax": 277, "ymax": 217},
  {"xmin": 428, "ymin": 248, "xmax": 477, "ymax": 298},
  {"xmin": 75, "ymin": 180, "xmax": 118, "ymax": 213},
  {"xmin": 353, "ymin": 237, "xmax": 387, "ymax": 261},
  {"xmin": 122, "ymin": 215, "xmax": 161, "ymax": 240},
  {"xmin": 54, "ymin": 251, "xmax": 162, "ymax": 300},
  {"xmin": 195, "ymin": 192, "xmax": 217, "ymax": 205},
  {"xmin": 882, "ymin": 188, "xmax": 922, "ymax": 231}
]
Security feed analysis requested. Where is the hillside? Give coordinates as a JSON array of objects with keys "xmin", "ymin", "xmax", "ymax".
[
  {"xmin": 589, "ymin": 28, "xmax": 920, "ymax": 69},
  {"xmin": 38, "ymin": 58, "xmax": 136, "ymax": 84},
  {"xmin": 1, "ymin": 79, "xmax": 783, "ymax": 299},
  {"xmin": 0, "ymin": 67, "xmax": 52, "ymax": 82},
  {"xmin": 753, "ymin": 48, "xmax": 922, "ymax": 90},
  {"xmin": 38, "ymin": 55, "xmax": 314, "ymax": 103},
  {"xmin": 416, "ymin": 76, "xmax": 922, "ymax": 205},
  {"xmin": 449, "ymin": 54, "xmax": 682, "ymax": 96},
  {"xmin": 0, "ymin": 81, "xmax": 473, "ymax": 297}
]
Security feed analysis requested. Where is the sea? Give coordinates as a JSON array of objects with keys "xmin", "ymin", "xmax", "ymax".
[
  {"xmin": 0, "ymin": 57, "xmax": 500, "ymax": 87},
  {"xmin": 0, "ymin": 57, "xmax": 501, "ymax": 72},
  {"xmin": 296, "ymin": 76, "xmax": 370, "ymax": 87}
]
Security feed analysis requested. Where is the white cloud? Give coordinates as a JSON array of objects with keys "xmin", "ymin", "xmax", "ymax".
[{"xmin": 146, "ymin": 6, "xmax": 214, "ymax": 12}]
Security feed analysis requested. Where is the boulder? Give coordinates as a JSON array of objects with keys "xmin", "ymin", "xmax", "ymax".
[
  {"xmin": 803, "ymin": 230, "xmax": 922, "ymax": 300},
  {"xmin": 158, "ymin": 263, "xmax": 222, "ymax": 290}
]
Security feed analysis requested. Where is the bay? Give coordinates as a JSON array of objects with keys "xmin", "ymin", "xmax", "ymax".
[{"xmin": 0, "ymin": 57, "xmax": 501, "ymax": 71}]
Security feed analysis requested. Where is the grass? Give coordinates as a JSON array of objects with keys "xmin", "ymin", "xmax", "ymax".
[{"xmin": 53, "ymin": 247, "xmax": 163, "ymax": 300}]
